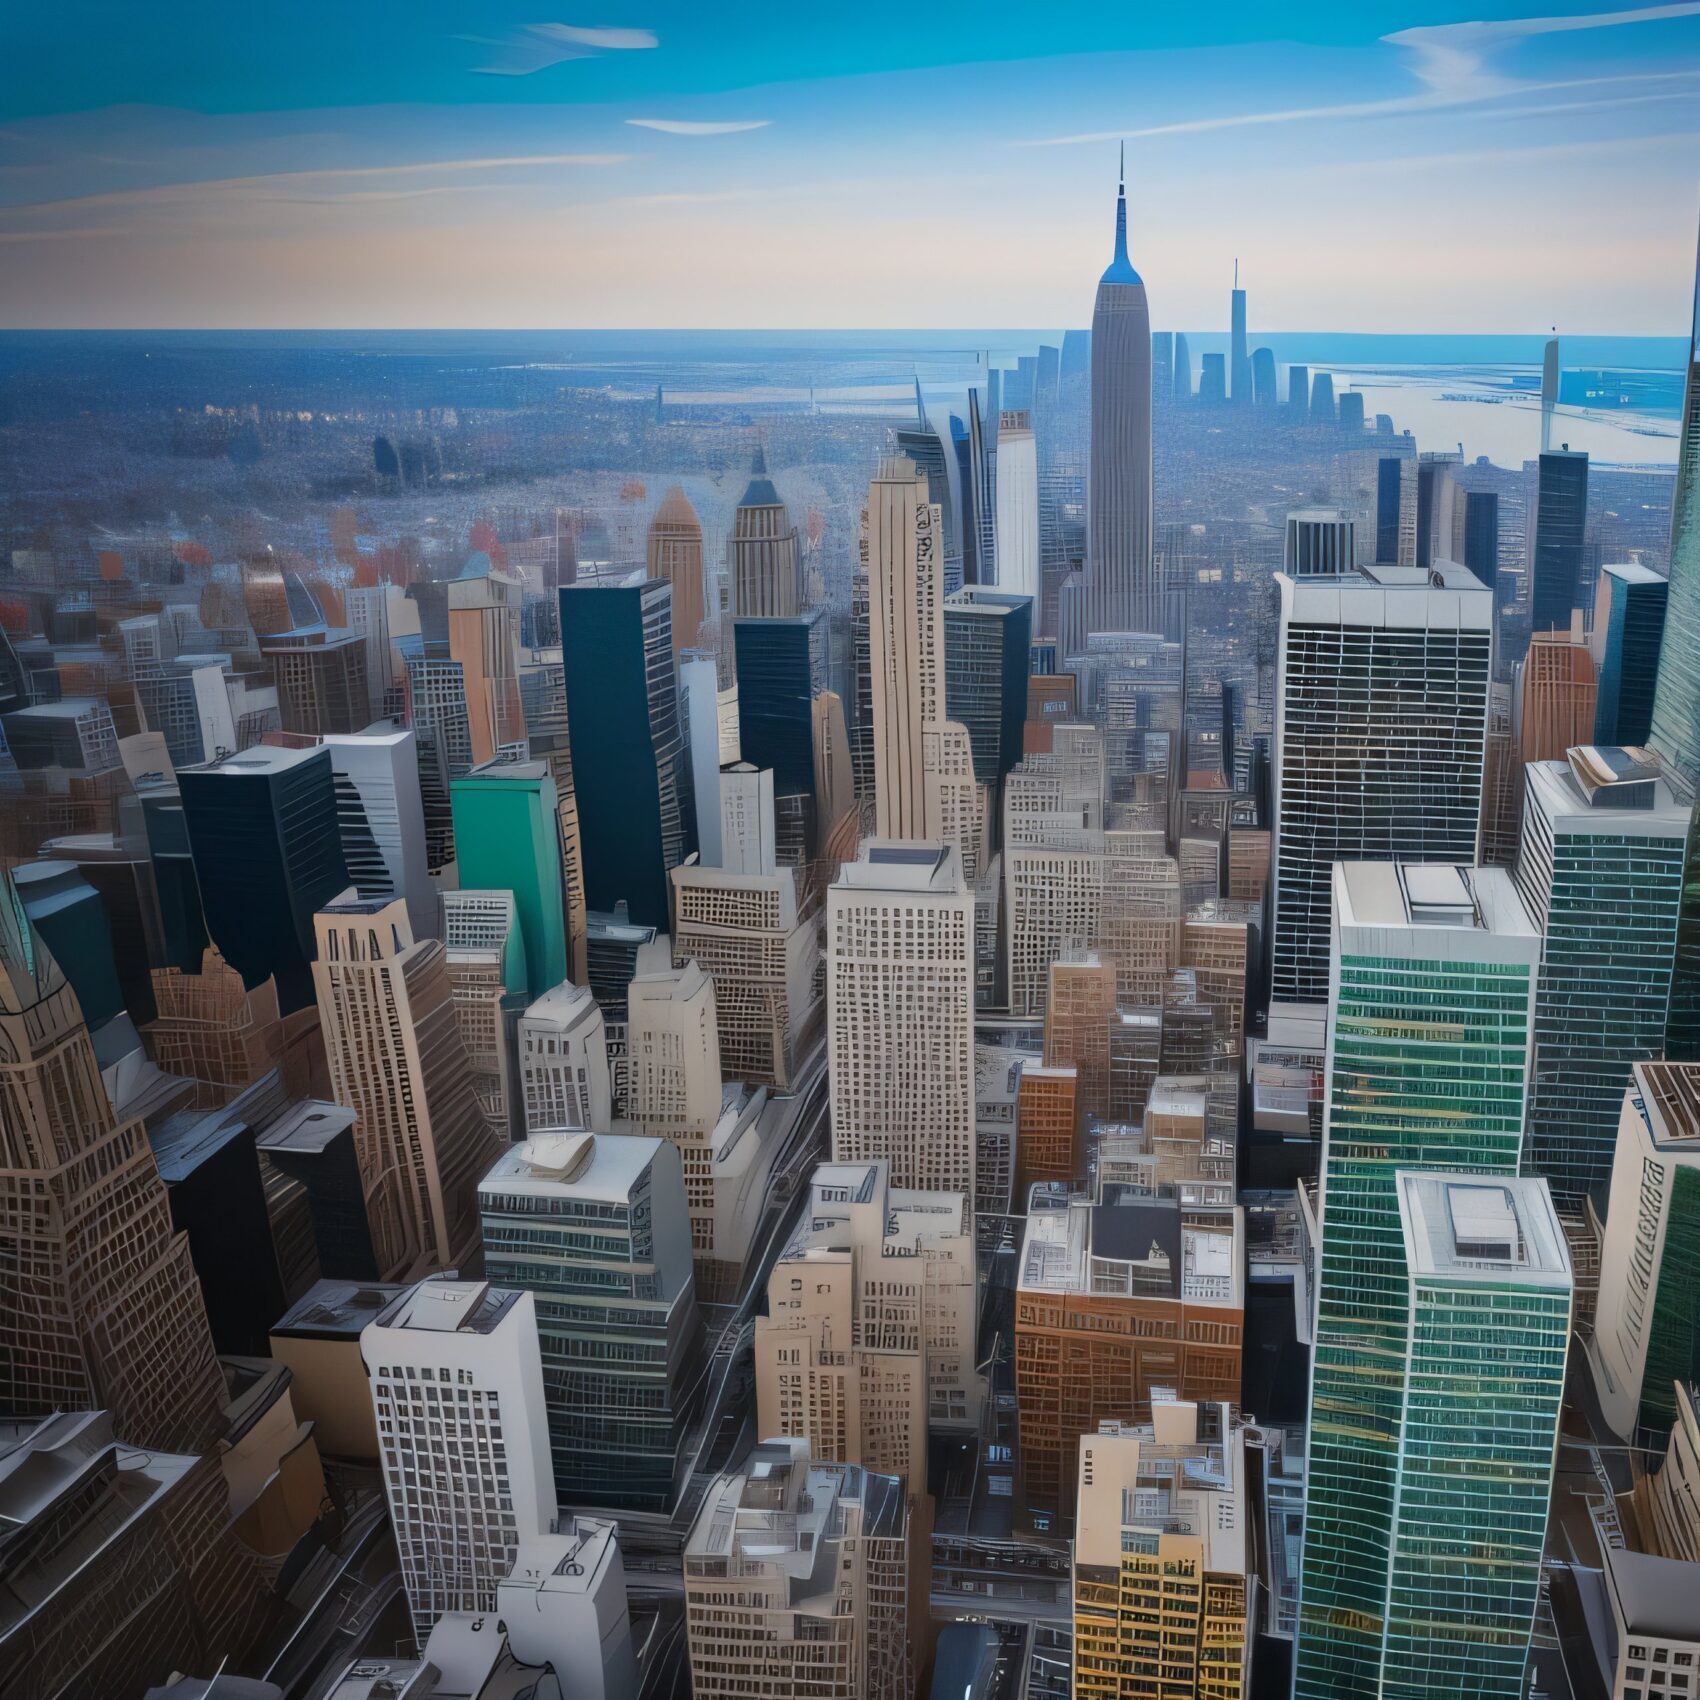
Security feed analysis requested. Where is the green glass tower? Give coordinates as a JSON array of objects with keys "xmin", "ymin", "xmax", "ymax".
[
  {"xmin": 1513, "ymin": 748, "xmax": 1688, "ymax": 1210},
  {"xmin": 1384, "ymin": 1172, "xmax": 1571, "ymax": 1696},
  {"xmin": 449, "ymin": 758, "xmax": 567, "ymax": 1002},
  {"xmin": 1295, "ymin": 862, "xmax": 1540, "ymax": 1699},
  {"xmin": 1648, "ymin": 226, "xmax": 1700, "ymax": 1056}
]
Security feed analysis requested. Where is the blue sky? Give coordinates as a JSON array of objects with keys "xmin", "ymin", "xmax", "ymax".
[{"xmin": 1, "ymin": 3, "xmax": 1696, "ymax": 329}]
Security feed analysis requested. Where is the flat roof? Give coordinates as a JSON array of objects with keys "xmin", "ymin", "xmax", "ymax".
[
  {"xmin": 836, "ymin": 839, "xmax": 963, "ymax": 894},
  {"xmin": 180, "ymin": 743, "xmax": 323, "ymax": 777},
  {"xmin": 1603, "ymin": 560, "xmax": 1667, "ymax": 586},
  {"xmin": 1635, "ymin": 1062, "xmax": 1700, "ymax": 1150},
  {"xmin": 376, "ymin": 1278, "xmax": 525, "ymax": 1336},
  {"xmin": 1524, "ymin": 751, "xmax": 1690, "ymax": 830},
  {"xmin": 271, "ymin": 1278, "xmax": 409, "ymax": 1339},
  {"xmin": 480, "ymin": 1129, "xmax": 661, "ymax": 1205},
  {"xmin": 1397, "ymin": 1171, "xmax": 1570, "ymax": 1287},
  {"xmin": 1335, "ymin": 862, "xmax": 1537, "ymax": 943},
  {"xmin": 256, "ymin": 1099, "xmax": 357, "ymax": 1155},
  {"xmin": 1605, "ymin": 1543, "xmax": 1700, "ymax": 1640}
]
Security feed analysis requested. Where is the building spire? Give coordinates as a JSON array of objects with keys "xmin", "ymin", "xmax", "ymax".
[{"xmin": 1101, "ymin": 142, "xmax": 1139, "ymax": 286}]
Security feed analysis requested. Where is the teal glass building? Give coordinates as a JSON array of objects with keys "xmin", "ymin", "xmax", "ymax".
[
  {"xmin": 479, "ymin": 1129, "xmax": 703, "ymax": 1513},
  {"xmin": 1383, "ymin": 1172, "xmax": 1571, "ymax": 1696},
  {"xmin": 1513, "ymin": 748, "xmax": 1687, "ymax": 1210},
  {"xmin": 1295, "ymin": 862, "xmax": 1540, "ymax": 1699}
]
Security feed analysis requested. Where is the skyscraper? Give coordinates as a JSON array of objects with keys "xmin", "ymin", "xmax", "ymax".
[
  {"xmin": 262, "ymin": 627, "xmax": 370, "ymax": 738},
  {"xmin": 1284, "ymin": 507, "xmax": 1355, "ymax": 577},
  {"xmin": 450, "ymin": 758, "xmax": 568, "ymax": 1001},
  {"xmin": 480, "ymin": 1130, "xmax": 701, "ymax": 1510},
  {"xmin": 647, "ymin": 485, "xmax": 707, "ymax": 659},
  {"xmin": 178, "ymin": 743, "xmax": 349, "ymax": 1014},
  {"xmin": 323, "ymin": 727, "xmax": 435, "ymax": 942},
  {"xmin": 862, "ymin": 455, "xmax": 946, "ymax": 840},
  {"xmin": 364, "ymin": 1278, "xmax": 555, "ymax": 1635},
  {"xmin": 1270, "ymin": 564, "xmax": 1492, "ymax": 1022},
  {"xmin": 1251, "ymin": 345, "xmax": 1277, "ymax": 405},
  {"xmin": 447, "ymin": 563, "xmax": 527, "ymax": 769},
  {"xmin": 944, "ymin": 586, "xmax": 1033, "ymax": 788},
  {"xmin": 729, "ymin": 447, "xmax": 801, "ymax": 618},
  {"xmin": 1379, "ymin": 1172, "xmax": 1570, "ymax": 1694},
  {"xmin": 518, "ymin": 979, "xmax": 612, "ymax": 1132},
  {"xmin": 1514, "ymin": 746, "xmax": 1687, "ymax": 1208},
  {"xmin": 994, "ymin": 409, "xmax": 1041, "ymax": 600},
  {"xmin": 1294, "ymin": 861, "xmax": 1540, "ymax": 1697},
  {"xmin": 1229, "ymin": 271, "xmax": 1251, "ymax": 404},
  {"xmin": 895, "ymin": 381, "xmax": 965, "ymax": 596},
  {"xmin": 828, "ymin": 841, "xmax": 975, "ymax": 1196},
  {"xmin": 1595, "ymin": 561, "xmax": 1669, "ymax": 746},
  {"xmin": 1530, "ymin": 447, "xmax": 1591, "ymax": 635},
  {"xmin": 1084, "ymin": 153, "xmax": 1155, "ymax": 637},
  {"xmin": 1172, "ymin": 331, "xmax": 1192, "ymax": 400},
  {"xmin": 560, "ymin": 575, "xmax": 696, "ymax": 930},
  {"xmin": 313, "ymin": 893, "xmax": 503, "ymax": 1278},
  {"xmin": 0, "ymin": 876, "xmax": 228, "ymax": 1453}
]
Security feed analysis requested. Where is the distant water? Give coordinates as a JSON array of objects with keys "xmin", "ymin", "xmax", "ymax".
[{"xmin": 0, "ymin": 328, "xmax": 1684, "ymax": 467}]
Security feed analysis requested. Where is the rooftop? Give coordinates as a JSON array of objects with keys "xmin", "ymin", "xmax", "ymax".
[
  {"xmin": 1523, "ymin": 746, "xmax": 1690, "ymax": 826},
  {"xmin": 1334, "ymin": 861, "xmax": 1537, "ymax": 943},
  {"xmin": 835, "ymin": 839, "xmax": 964, "ymax": 894},
  {"xmin": 374, "ymin": 1278, "xmax": 525, "ymax": 1337},
  {"xmin": 1604, "ymin": 1542, "xmax": 1700, "ymax": 1641},
  {"xmin": 480, "ymin": 1129, "xmax": 664, "ymax": 1205},
  {"xmin": 270, "ymin": 1279, "xmax": 409, "ymax": 1340},
  {"xmin": 255, "ymin": 1099, "xmax": 358, "ymax": 1156},
  {"xmin": 1634, "ymin": 1061, "xmax": 1700, "ymax": 1151},
  {"xmin": 1397, "ymin": 1172, "xmax": 1570, "ymax": 1286}
]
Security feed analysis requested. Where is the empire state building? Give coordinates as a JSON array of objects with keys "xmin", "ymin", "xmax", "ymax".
[{"xmin": 1083, "ymin": 153, "xmax": 1154, "ymax": 637}]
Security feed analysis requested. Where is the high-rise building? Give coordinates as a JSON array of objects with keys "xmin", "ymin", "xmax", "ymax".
[
  {"xmin": 1283, "ymin": 507, "xmax": 1355, "ymax": 577},
  {"xmin": 447, "ymin": 565, "xmax": 527, "ymax": 769},
  {"xmin": 1590, "ymin": 1061, "xmax": 1700, "ymax": 1442},
  {"xmin": 1376, "ymin": 1172, "xmax": 1570, "ymax": 1694},
  {"xmin": 755, "ymin": 1158, "xmax": 978, "ymax": 1490},
  {"xmin": 1375, "ymin": 454, "xmax": 1417, "ymax": 567},
  {"xmin": 1309, "ymin": 370, "xmax": 1336, "ymax": 425},
  {"xmin": 1513, "ymin": 747, "xmax": 1687, "ymax": 1208},
  {"xmin": 896, "ymin": 382, "xmax": 965, "ymax": 595},
  {"xmin": 323, "ymin": 727, "xmax": 435, "ymax": 942},
  {"xmin": 1230, "ymin": 276, "xmax": 1251, "ymax": 404},
  {"xmin": 403, "ymin": 646, "xmax": 475, "ymax": 779},
  {"xmin": 1043, "ymin": 952, "xmax": 1116, "ymax": 1123},
  {"xmin": 1198, "ymin": 352, "xmax": 1226, "ymax": 405},
  {"xmin": 480, "ymin": 1130, "xmax": 701, "ymax": 1510},
  {"xmin": 729, "ymin": 448, "xmax": 801, "ymax": 618},
  {"xmin": 517, "ymin": 979, "xmax": 612, "ymax": 1132},
  {"xmin": 828, "ymin": 842, "xmax": 974, "ymax": 1196},
  {"xmin": 944, "ymin": 586, "xmax": 1033, "ymax": 788},
  {"xmin": 1015, "ymin": 1193, "xmax": 1244, "ymax": 1533},
  {"xmin": 363, "ymin": 1278, "xmax": 555, "ymax": 1635},
  {"xmin": 0, "ymin": 1410, "xmax": 269, "ymax": 1700},
  {"xmin": 1150, "ymin": 330, "xmax": 1174, "ymax": 401},
  {"xmin": 862, "ymin": 455, "xmax": 946, "ymax": 840},
  {"xmin": 994, "ymin": 409, "xmax": 1041, "ymax": 600},
  {"xmin": 1287, "ymin": 364, "xmax": 1310, "ymax": 413},
  {"xmin": 1269, "ymin": 564, "xmax": 1491, "ymax": 1024},
  {"xmin": 647, "ymin": 485, "xmax": 707, "ymax": 659},
  {"xmin": 1084, "ymin": 156, "xmax": 1155, "ymax": 637},
  {"xmin": 1594, "ymin": 562, "xmax": 1669, "ymax": 746},
  {"xmin": 1252, "ymin": 344, "xmax": 1277, "ymax": 405},
  {"xmin": 313, "ymin": 894, "xmax": 503, "ymax": 1279},
  {"xmin": 719, "ymin": 761, "xmax": 778, "ymax": 874},
  {"xmin": 1072, "ymin": 1399, "xmax": 1252, "ymax": 1698},
  {"xmin": 683, "ymin": 1437, "xmax": 911, "ymax": 1700},
  {"xmin": 1516, "ymin": 631, "xmax": 1597, "ymax": 764},
  {"xmin": 1172, "ymin": 331, "xmax": 1192, "ymax": 400},
  {"xmin": 262, "ymin": 628, "xmax": 370, "ymax": 738},
  {"xmin": 1530, "ymin": 447, "xmax": 1591, "ymax": 635},
  {"xmin": 733, "ymin": 607, "xmax": 828, "ymax": 839},
  {"xmin": 671, "ymin": 859, "xmax": 819, "ymax": 1090},
  {"xmin": 179, "ymin": 744, "xmax": 349, "ymax": 1014},
  {"xmin": 1294, "ymin": 861, "xmax": 1540, "ymax": 1697},
  {"xmin": 0, "ymin": 878, "xmax": 228, "ymax": 1452},
  {"xmin": 560, "ymin": 575, "xmax": 695, "ymax": 930},
  {"xmin": 1461, "ymin": 488, "xmax": 1500, "ymax": 591},
  {"xmin": 442, "ymin": 888, "xmax": 526, "ymax": 1140},
  {"xmin": 450, "ymin": 758, "xmax": 568, "ymax": 1000}
]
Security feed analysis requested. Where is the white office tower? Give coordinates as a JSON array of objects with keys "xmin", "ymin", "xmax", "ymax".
[
  {"xmin": 671, "ymin": 859, "xmax": 819, "ymax": 1091},
  {"xmin": 681, "ymin": 654, "xmax": 724, "ymax": 868},
  {"xmin": 684, "ymin": 1437, "xmax": 911, "ymax": 1700},
  {"xmin": 923, "ymin": 719, "xmax": 987, "ymax": 883},
  {"xmin": 191, "ymin": 663, "xmax": 239, "ymax": 761},
  {"xmin": 627, "ymin": 959, "xmax": 725, "ymax": 1257},
  {"xmin": 323, "ymin": 726, "xmax": 435, "ymax": 940},
  {"xmin": 755, "ymin": 1159, "xmax": 979, "ymax": 1491},
  {"xmin": 346, "ymin": 583, "xmax": 397, "ymax": 718},
  {"xmin": 1268, "ymin": 563, "xmax": 1491, "ymax": 1060},
  {"xmin": 862, "ymin": 455, "xmax": 945, "ymax": 840},
  {"xmin": 719, "ymin": 761, "xmax": 777, "ymax": 875},
  {"xmin": 518, "ymin": 980, "xmax": 612, "ymax": 1133},
  {"xmin": 829, "ymin": 842, "xmax": 975, "ymax": 1196},
  {"xmin": 441, "ymin": 888, "xmax": 522, "ymax": 1139},
  {"xmin": 363, "ymin": 1278, "xmax": 555, "ymax": 1637},
  {"xmin": 1284, "ymin": 507, "xmax": 1356, "ymax": 578},
  {"xmin": 994, "ymin": 411, "xmax": 1041, "ymax": 601},
  {"xmin": 500, "ymin": 1519, "xmax": 638, "ymax": 1700},
  {"xmin": 1589, "ymin": 1061, "xmax": 1700, "ymax": 1442}
]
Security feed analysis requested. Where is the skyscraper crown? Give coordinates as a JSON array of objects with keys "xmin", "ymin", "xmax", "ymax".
[{"xmin": 1100, "ymin": 144, "xmax": 1142, "ymax": 287}]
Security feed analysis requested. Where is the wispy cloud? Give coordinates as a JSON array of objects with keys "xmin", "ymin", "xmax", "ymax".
[
  {"xmin": 625, "ymin": 119, "xmax": 771, "ymax": 135},
  {"xmin": 3, "ymin": 153, "xmax": 631, "ymax": 219},
  {"xmin": 1020, "ymin": 2, "xmax": 1700, "ymax": 145},
  {"xmin": 466, "ymin": 21, "xmax": 659, "ymax": 77}
]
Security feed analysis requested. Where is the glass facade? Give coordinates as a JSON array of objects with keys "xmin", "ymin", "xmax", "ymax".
[
  {"xmin": 1530, "ymin": 450, "xmax": 1589, "ymax": 636},
  {"xmin": 1295, "ymin": 951, "xmax": 1534, "ymax": 1698},
  {"xmin": 1383, "ymin": 1274, "xmax": 1569, "ymax": 1695},
  {"xmin": 1639, "ymin": 1163, "xmax": 1700, "ymax": 1435},
  {"xmin": 945, "ymin": 590, "xmax": 1033, "ymax": 787},
  {"xmin": 1514, "ymin": 801, "xmax": 1685, "ymax": 1210}
]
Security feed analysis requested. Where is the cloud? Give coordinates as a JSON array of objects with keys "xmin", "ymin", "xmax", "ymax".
[
  {"xmin": 625, "ymin": 119, "xmax": 771, "ymax": 135},
  {"xmin": 1020, "ymin": 1, "xmax": 1700, "ymax": 144},
  {"xmin": 466, "ymin": 21, "xmax": 659, "ymax": 77}
]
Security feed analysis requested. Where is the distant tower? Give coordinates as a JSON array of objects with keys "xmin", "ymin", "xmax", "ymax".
[
  {"xmin": 647, "ymin": 486, "xmax": 706, "ymax": 660},
  {"xmin": 1541, "ymin": 336, "xmax": 1560, "ymax": 453},
  {"xmin": 1530, "ymin": 447, "xmax": 1590, "ymax": 635},
  {"xmin": 1172, "ymin": 331, "xmax": 1192, "ymax": 400},
  {"xmin": 729, "ymin": 449, "xmax": 801, "ymax": 618},
  {"xmin": 1251, "ymin": 346, "xmax": 1277, "ymax": 405},
  {"xmin": 1084, "ymin": 146, "xmax": 1155, "ymax": 637},
  {"xmin": 1230, "ymin": 262, "xmax": 1251, "ymax": 405}
]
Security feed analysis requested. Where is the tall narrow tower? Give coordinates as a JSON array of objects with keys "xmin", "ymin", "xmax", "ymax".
[
  {"xmin": 1084, "ymin": 147, "xmax": 1154, "ymax": 637},
  {"xmin": 1230, "ymin": 260, "xmax": 1251, "ymax": 406}
]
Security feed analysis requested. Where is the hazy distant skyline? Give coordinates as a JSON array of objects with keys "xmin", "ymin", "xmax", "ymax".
[{"xmin": 2, "ymin": 2, "xmax": 1697, "ymax": 331}]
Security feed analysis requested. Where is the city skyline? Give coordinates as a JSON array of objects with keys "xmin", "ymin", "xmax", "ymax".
[{"xmin": 2, "ymin": 3, "xmax": 1698, "ymax": 329}]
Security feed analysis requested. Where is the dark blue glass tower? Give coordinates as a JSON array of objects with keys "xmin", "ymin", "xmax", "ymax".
[
  {"xmin": 733, "ymin": 607, "xmax": 829, "ymax": 823},
  {"xmin": 1531, "ymin": 448, "xmax": 1590, "ymax": 634},
  {"xmin": 1596, "ymin": 562, "xmax": 1668, "ymax": 746},
  {"xmin": 945, "ymin": 588, "xmax": 1033, "ymax": 787},
  {"xmin": 560, "ymin": 576, "xmax": 695, "ymax": 931},
  {"xmin": 177, "ymin": 744, "xmax": 347, "ymax": 1014},
  {"xmin": 1376, "ymin": 457, "xmax": 1406, "ymax": 564},
  {"xmin": 1462, "ymin": 489, "xmax": 1500, "ymax": 591}
]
